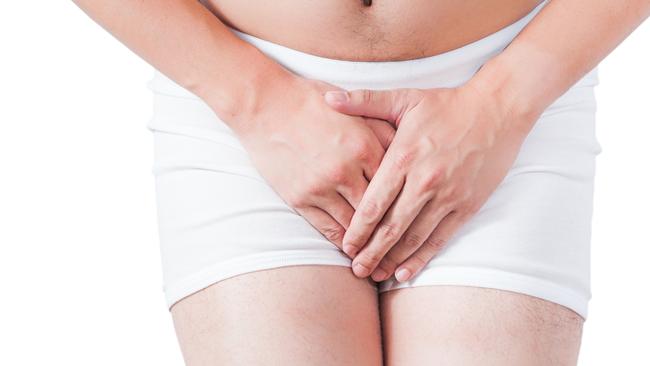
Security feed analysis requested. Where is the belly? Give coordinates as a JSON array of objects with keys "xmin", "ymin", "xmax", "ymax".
[{"xmin": 200, "ymin": 0, "xmax": 543, "ymax": 61}]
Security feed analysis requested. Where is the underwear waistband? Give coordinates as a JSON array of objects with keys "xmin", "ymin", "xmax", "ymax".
[{"xmin": 148, "ymin": 1, "xmax": 554, "ymax": 97}]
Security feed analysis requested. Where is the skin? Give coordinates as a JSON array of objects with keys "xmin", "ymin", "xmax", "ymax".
[
  {"xmin": 323, "ymin": 85, "xmax": 527, "ymax": 282},
  {"xmin": 234, "ymin": 76, "xmax": 396, "ymax": 246},
  {"xmin": 71, "ymin": 0, "xmax": 650, "ymax": 364},
  {"xmin": 322, "ymin": 0, "xmax": 650, "ymax": 283},
  {"xmin": 170, "ymin": 266, "xmax": 383, "ymax": 366},
  {"xmin": 70, "ymin": 0, "xmax": 544, "ymax": 271},
  {"xmin": 380, "ymin": 286, "xmax": 584, "ymax": 365},
  {"xmin": 199, "ymin": 0, "xmax": 543, "ymax": 61}
]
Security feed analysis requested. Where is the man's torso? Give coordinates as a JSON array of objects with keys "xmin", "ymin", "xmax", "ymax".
[{"xmin": 201, "ymin": 0, "xmax": 543, "ymax": 61}]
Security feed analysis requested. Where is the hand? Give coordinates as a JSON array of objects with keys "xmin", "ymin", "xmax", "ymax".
[
  {"xmin": 235, "ymin": 71, "xmax": 396, "ymax": 250},
  {"xmin": 323, "ymin": 84, "xmax": 536, "ymax": 281}
]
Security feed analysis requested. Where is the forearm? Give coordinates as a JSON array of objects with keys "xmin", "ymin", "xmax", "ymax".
[
  {"xmin": 466, "ymin": 0, "xmax": 650, "ymax": 130},
  {"xmin": 71, "ymin": 0, "xmax": 291, "ymax": 130}
]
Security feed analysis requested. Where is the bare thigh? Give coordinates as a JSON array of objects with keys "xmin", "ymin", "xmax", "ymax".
[
  {"xmin": 170, "ymin": 265, "xmax": 383, "ymax": 366},
  {"xmin": 380, "ymin": 286, "xmax": 584, "ymax": 366}
]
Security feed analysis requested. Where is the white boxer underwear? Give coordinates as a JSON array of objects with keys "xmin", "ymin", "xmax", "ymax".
[{"xmin": 146, "ymin": 0, "xmax": 601, "ymax": 319}]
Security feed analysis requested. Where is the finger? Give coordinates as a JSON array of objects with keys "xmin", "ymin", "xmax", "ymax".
[
  {"xmin": 318, "ymin": 191, "xmax": 356, "ymax": 230},
  {"xmin": 360, "ymin": 130, "xmax": 388, "ymax": 182},
  {"xmin": 395, "ymin": 210, "xmax": 467, "ymax": 282},
  {"xmin": 324, "ymin": 89, "xmax": 413, "ymax": 123},
  {"xmin": 370, "ymin": 199, "xmax": 450, "ymax": 281},
  {"xmin": 363, "ymin": 117, "xmax": 396, "ymax": 150},
  {"xmin": 294, "ymin": 205, "xmax": 346, "ymax": 250},
  {"xmin": 342, "ymin": 160, "xmax": 405, "ymax": 259},
  {"xmin": 352, "ymin": 179, "xmax": 432, "ymax": 279},
  {"xmin": 336, "ymin": 172, "xmax": 369, "ymax": 211}
]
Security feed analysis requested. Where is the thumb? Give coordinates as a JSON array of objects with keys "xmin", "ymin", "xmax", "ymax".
[
  {"xmin": 324, "ymin": 89, "xmax": 411, "ymax": 124},
  {"xmin": 363, "ymin": 117, "xmax": 395, "ymax": 150}
]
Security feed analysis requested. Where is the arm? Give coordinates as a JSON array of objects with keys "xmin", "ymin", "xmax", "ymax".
[
  {"xmin": 71, "ymin": 0, "xmax": 291, "ymax": 132},
  {"xmin": 467, "ymin": 0, "xmax": 650, "ymax": 129},
  {"xmin": 322, "ymin": 0, "xmax": 650, "ymax": 281},
  {"xmin": 73, "ymin": 0, "xmax": 399, "ymax": 251}
]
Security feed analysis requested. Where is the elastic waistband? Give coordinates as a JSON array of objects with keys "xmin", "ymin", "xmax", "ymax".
[
  {"xmin": 229, "ymin": 0, "xmax": 548, "ymax": 89},
  {"xmin": 148, "ymin": 1, "xmax": 549, "ymax": 96}
]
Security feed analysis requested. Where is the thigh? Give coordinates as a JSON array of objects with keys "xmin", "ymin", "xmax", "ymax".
[
  {"xmin": 171, "ymin": 265, "xmax": 383, "ymax": 366},
  {"xmin": 380, "ymin": 286, "xmax": 583, "ymax": 366}
]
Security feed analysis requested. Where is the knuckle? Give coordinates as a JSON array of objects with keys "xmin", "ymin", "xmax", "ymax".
[
  {"xmin": 443, "ymin": 185, "xmax": 471, "ymax": 206},
  {"xmin": 447, "ymin": 185, "xmax": 469, "ymax": 202},
  {"xmin": 304, "ymin": 185, "xmax": 324, "ymax": 197},
  {"xmin": 349, "ymin": 140, "xmax": 373, "ymax": 162},
  {"xmin": 321, "ymin": 225, "xmax": 345, "ymax": 243},
  {"xmin": 361, "ymin": 89, "xmax": 374, "ymax": 105},
  {"xmin": 379, "ymin": 222, "xmax": 400, "ymax": 243},
  {"xmin": 392, "ymin": 150, "xmax": 416, "ymax": 170},
  {"xmin": 419, "ymin": 165, "xmax": 446, "ymax": 192},
  {"xmin": 458, "ymin": 185, "xmax": 472, "ymax": 200},
  {"xmin": 360, "ymin": 200, "xmax": 382, "ymax": 222},
  {"xmin": 423, "ymin": 236, "xmax": 447, "ymax": 253},
  {"xmin": 361, "ymin": 250, "xmax": 384, "ymax": 266},
  {"xmin": 304, "ymin": 179, "xmax": 328, "ymax": 197},
  {"xmin": 285, "ymin": 192, "xmax": 307, "ymax": 208},
  {"xmin": 344, "ymin": 238, "xmax": 361, "ymax": 252},
  {"xmin": 324, "ymin": 164, "xmax": 349, "ymax": 185},
  {"xmin": 401, "ymin": 231, "xmax": 425, "ymax": 250}
]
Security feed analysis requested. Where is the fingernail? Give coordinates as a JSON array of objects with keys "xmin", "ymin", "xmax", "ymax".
[
  {"xmin": 371, "ymin": 268, "xmax": 387, "ymax": 282},
  {"xmin": 395, "ymin": 268, "xmax": 412, "ymax": 282},
  {"xmin": 324, "ymin": 90, "xmax": 349, "ymax": 104},
  {"xmin": 353, "ymin": 262, "xmax": 371, "ymax": 278}
]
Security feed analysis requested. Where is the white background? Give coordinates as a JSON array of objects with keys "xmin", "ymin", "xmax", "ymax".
[{"xmin": 1, "ymin": 2, "xmax": 648, "ymax": 365}]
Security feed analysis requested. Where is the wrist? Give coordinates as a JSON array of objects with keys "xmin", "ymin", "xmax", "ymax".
[
  {"xmin": 196, "ymin": 46, "xmax": 298, "ymax": 135},
  {"xmin": 464, "ymin": 52, "xmax": 548, "ymax": 134}
]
